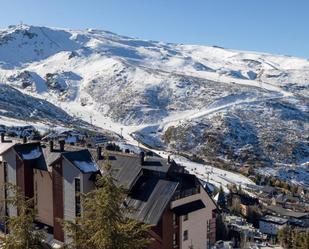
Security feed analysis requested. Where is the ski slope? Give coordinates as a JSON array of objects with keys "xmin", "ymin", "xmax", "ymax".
[{"xmin": 0, "ymin": 24, "xmax": 308, "ymax": 187}]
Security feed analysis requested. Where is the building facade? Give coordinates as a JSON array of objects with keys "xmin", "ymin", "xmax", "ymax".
[{"xmin": 0, "ymin": 139, "xmax": 217, "ymax": 248}]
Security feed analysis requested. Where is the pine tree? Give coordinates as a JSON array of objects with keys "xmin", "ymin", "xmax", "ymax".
[
  {"xmin": 3, "ymin": 184, "xmax": 44, "ymax": 249},
  {"xmin": 217, "ymin": 186, "xmax": 227, "ymax": 210},
  {"xmin": 292, "ymin": 228, "xmax": 309, "ymax": 249},
  {"xmin": 215, "ymin": 214, "xmax": 228, "ymax": 241},
  {"xmin": 305, "ymin": 230, "xmax": 309, "ymax": 249},
  {"xmin": 247, "ymin": 205, "xmax": 261, "ymax": 228},
  {"xmin": 62, "ymin": 160, "xmax": 151, "ymax": 249},
  {"xmin": 278, "ymin": 227, "xmax": 288, "ymax": 248}
]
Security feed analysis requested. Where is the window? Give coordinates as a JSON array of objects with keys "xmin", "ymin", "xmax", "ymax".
[
  {"xmin": 3, "ymin": 162, "xmax": 8, "ymax": 216},
  {"xmin": 173, "ymin": 233, "xmax": 177, "ymax": 246},
  {"xmin": 173, "ymin": 213, "xmax": 177, "ymax": 226},
  {"xmin": 183, "ymin": 230, "xmax": 188, "ymax": 241},
  {"xmin": 34, "ymin": 180, "xmax": 38, "ymax": 206},
  {"xmin": 75, "ymin": 178, "xmax": 81, "ymax": 216},
  {"xmin": 183, "ymin": 214, "xmax": 188, "ymax": 221}
]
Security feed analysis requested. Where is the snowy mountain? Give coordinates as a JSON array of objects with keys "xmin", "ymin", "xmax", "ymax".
[{"xmin": 0, "ymin": 24, "xmax": 308, "ymax": 169}]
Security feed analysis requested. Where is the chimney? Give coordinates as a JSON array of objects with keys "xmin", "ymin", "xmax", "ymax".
[
  {"xmin": 96, "ymin": 146, "xmax": 102, "ymax": 160},
  {"xmin": 49, "ymin": 140, "xmax": 54, "ymax": 152},
  {"xmin": 23, "ymin": 136, "xmax": 27, "ymax": 144},
  {"xmin": 0, "ymin": 133, "xmax": 4, "ymax": 143},
  {"xmin": 59, "ymin": 140, "xmax": 65, "ymax": 152},
  {"xmin": 140, "ymin": 151, "xmax": 145, "ymax": 165},
  {"xmin": 168, "ymin": 155, "xmax": 171, "ymax": 164}
]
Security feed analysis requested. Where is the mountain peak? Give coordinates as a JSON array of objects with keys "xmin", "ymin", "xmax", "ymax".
[{"xmin": 0, "ymin": 24, "xmax": 308, "ymax": 177}]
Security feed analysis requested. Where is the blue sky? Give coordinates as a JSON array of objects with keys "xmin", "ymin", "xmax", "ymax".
[{"xmin": 1, "ymin": 0, "xmax": 308, "ymax": 58}]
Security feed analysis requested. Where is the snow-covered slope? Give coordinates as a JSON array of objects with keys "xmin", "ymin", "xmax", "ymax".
[{"xmin": 0, "ymin": 24, "xmax": 308, "ymax": 169}]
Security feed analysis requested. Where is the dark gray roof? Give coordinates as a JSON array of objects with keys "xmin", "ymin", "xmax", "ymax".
[
  {"xmin": 42, "ymin": 143, "xmax": 84, "ymax": 166},
  {"xmin": 142, "ymin": 156, "xmax": 171, "ymax": 173},
  {"xmin": 90, "ymin": 151, "xmax": 143, "ymax": 190},
  {"xmin": 14, "ymin": 142, "xmax": 41, "ymax": 160},
  {"xmin": 62, "ymin": 150, "xmax": 99, "ymax": 174},
  {"xmin": 125, "ymin": 175, "xmax": 178, "ymax": 225},
  {"xmin": 13, "ymin": 143, "xmax": 48, "ymax": 171},
  {"xmin": 108, "ymin": 154, "xmax": 142, "ymax": 190},
  {"xmin": 266, "ymin": 205, "xmax": 308, "ymax": 219},
  {"xmin": 260, "ymin": 185, "xmax": 276, "ymax": 193},
  {"xmin": 99, "ymin": 152, "xmax": 175, "ymax": 190},
  {"xmin": 276, "ymin": 194, "xmax": 299, "ymax": 203},
  {"xmin": 260, "ymin": 215, "xmax": 288, "ymax": 225},
  {"xmin": 42, "ymin": 147, "xmax": 61, "ymax": 166}
]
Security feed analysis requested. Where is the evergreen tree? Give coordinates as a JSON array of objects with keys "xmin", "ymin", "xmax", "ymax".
[
  {"xmin": 3, "ymin": 184, "xmax": 44, "ymax": 249},
  {"xmin": 62, "ymin": 160, "xmax": 151, "ymax": 249},
  {"xmin": 247, "ymin": 205, "xmax": 261, "ymax": 228},
  {"xmin": 229, "ymin": 195, "xmax": 241, "ymax": 215},
  {"xmin": 238, "ymin": 184, "xmax": 243, "ymax": 194},
  {"xmin": 292, "ymin": 229, "xmax": 309, "ymax": 249},
  {"xmin": 217, "ymin": 186, "xmax": 227, "ymax": 210},
  {"xmin": 278, "ymin": 227, "xmax": 309, "ymax": 249},
  {"xmin": 278, "ymin": 226, "xmax": 290, "ymax": 248},
  {"xmin": 215, "ymin": 214, "xmax": 228, "ymax": 241}
]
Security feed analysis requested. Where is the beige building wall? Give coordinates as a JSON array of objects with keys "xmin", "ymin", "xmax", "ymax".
[
  {"xmin": 2, "ymin": 149, "xmax": 17, "ymax": 217},
  {"xmin": 0, "ymin": 162, "xmax": 5, "ymax": 219},
  {"xmin": 171, "ymin": 186, "xmax": 216, "ymax": 249},
  {"xmin": 33, "ymin": 169, "xmax": 53, "ymax": 226}
]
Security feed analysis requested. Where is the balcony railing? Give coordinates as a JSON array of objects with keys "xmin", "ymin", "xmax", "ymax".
[{"xmin": 172, "ymin": 186, "xmax": 200, "ymax": 201}]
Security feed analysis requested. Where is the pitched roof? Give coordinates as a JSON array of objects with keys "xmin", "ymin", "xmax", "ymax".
[
  {"xmin": 62, "ymin": 150, "xmax": 99, "ymax": 173},
  {"xmin": 13, "ymin": 142, "xmax": 48, "ymax": 171},
  {"xmin": 141, "ymin": 156, "xmax": 171, "ymax": 173},
  {"xmin": 260, "ymin": 215, "xmax": 288, "ymax": 225},
  {"xmin": 91, "ymin": 151, "xmax": 209, "ymax": 225},
  {"xmin": 108, "ymin": 154, "xmax": 142, "ymax": 190},
  {"xmin": 125, "ymin": 175, "xmax": 178, "ymax": 225},
  {"xmin": 42, "ymin": 146, "xmax": 61, "ymax": 166},
  {"xmin": 266, "ymin": 205, "xmax": 308, "ymax": 219},
  {"xmin": 14, "ymin": 142, "xmax": 42, "ymax": 160},
  {"xmin": 0, "ymin": 141, "xmax": 16, "ymax": 156},
  {"xmin": 90, "ymin": 151, "xmax": 143, "ymax": 190}
]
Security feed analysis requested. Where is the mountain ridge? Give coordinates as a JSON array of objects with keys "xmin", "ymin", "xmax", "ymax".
[{"xmin": 0, "ymin": 24, "xmax": 308, "ymax": 177}]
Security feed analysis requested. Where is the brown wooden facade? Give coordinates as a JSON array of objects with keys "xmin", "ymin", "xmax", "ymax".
[{"xmin": 52, "ymin": 161, "xmax": 64, "ymax": 242}]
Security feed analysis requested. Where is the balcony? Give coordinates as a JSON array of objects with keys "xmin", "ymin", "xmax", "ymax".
[{"xmin": 172, "ymin": 186, "xmax": 200, "ymax": 201}]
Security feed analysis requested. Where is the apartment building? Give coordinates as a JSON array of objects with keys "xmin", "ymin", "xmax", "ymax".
[
  {"xmin": 102, "ymin": 151, "xmax": 218, "ymax": 249},
  {"xmin": 0, "ymin": 139, "xmax": 99, "ymax": 242},
  {"xmin": 0, "ymin": 138, "xmax": 217, "ymax": 248}
]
